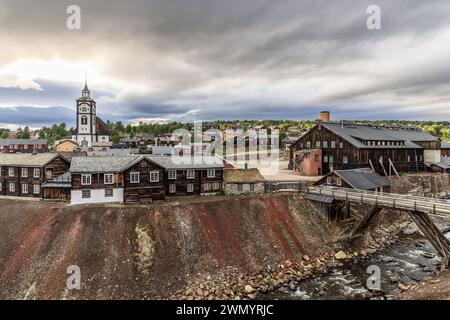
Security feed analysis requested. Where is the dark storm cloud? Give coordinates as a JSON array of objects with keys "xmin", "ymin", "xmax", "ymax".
[{"xmin": 1, "ymin": 0, "xmax": 450, "ymax": 127}]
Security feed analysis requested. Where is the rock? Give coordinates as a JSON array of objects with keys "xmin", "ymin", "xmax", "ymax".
[
  {"xmin": 302, "ymin": 255, "xmax": 310, "ymax": 262},
  {"xmin": 288, "ymin": 281, "xmax": 296, "ymax": 291},
  {"xmin": 285, "ymin": 260, "xmax": 292, "ymax": 267},
  {"xmin": 244, "ymin": 285, "xmax": 254, "ymax": 294},
  {"xmin": 247, "ymin": 294, "xmax": 256, "ymax": 299},
  {"xmin": 334, "ymin": 251, "xmax": 347, "ymax": 260},
  {"xmin": 399, "ymin": 283, "xmax": 411, "ymax": 291},
  {"xmin": 196, "ymin": 288, "xmax": 203, "ymax": 296}
]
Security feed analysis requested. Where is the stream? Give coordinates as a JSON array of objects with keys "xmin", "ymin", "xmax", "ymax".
[{"xmin": 262, "ymin": 230, "xmax": 450, "ymax": 300}]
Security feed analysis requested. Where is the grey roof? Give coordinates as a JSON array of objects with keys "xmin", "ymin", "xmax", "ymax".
[
  {"xmin": 320, "ymin": 122, "xmax": 438, "ymax": 149},
  {"xmin": 441, "ymin": 141, "xmax": 450, "ymax": 149},
  {"xmin": 0, "ymin": 153, "xmax": 60, "ymax": 167},
  {"xmin": 0, "ymin": 139, "xmax": 47, "ymax": 146},
  {"xmin": 70, "ymin": 155, "xmax": 225, "ymax": 173},
  {"xmin": 151, "ymin": 146, "xmax": 174, "ymax": 155},
  {"xmin": 147, "ymin": 155, "xmax": 225, "ymax": 169},
  {"xmin": 70, "ymin": 156, "xmax": 140, "ymax": 173},
  {"xmin": 332, "ymin": 168, "xmax": 390, "ymax": 190},
  {"xmin": 304, "ymin": 194, "xmax": 335, "ymax": 204},
  {"xmin": 431, "ymin": 162, "xmax": 450, "ymax": 170}
]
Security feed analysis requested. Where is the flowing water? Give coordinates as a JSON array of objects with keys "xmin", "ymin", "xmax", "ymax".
[{"xmin": 262, "ymin": 232, "xmax": 450, "ymax": 300}]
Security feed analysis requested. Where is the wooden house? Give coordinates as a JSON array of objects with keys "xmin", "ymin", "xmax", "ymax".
[
  {"xmin": 55, "ymin": 139, "xmax": 78, "ymax": 153},
  {"xmin": 224, "ymin": 168, "xmax": 265, "ymax": 195},
  {"xmin": 290, "ymin": 114, "xmax": 441, "ymax": 176},
  {"xmin": 0, "ymin": 139, "xmax": 48, "ymax": 153},
  {"xmin": 314, "ymin": 168, "xmax": 391, "ymax": 193},
  {"xmin": 0, "ymin": 153, "xmax": 70, "ymax": 199}
]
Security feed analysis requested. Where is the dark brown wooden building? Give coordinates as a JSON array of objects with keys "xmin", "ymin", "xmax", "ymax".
[
  {"xmin": 290, "ymin": 120, "xmax": 442, "ymax": 176},
  {"xmin": 0, "ymin": 139, "xmax": 48, "ymax": 153},
  {"xmin": 314, "ymin": 168, "xmax": 391, "ymax": 192},
  {"xmin": 0, "ymin": 153, "xmax": 70, "ymax": 199}
]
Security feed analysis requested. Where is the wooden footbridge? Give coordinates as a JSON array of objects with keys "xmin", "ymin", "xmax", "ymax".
[{"xmin": 305, "ymin": 186, "xmax": 450, "ymax": 263}]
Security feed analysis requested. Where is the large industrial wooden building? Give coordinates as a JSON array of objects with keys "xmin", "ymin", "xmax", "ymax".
[{"xmin": 290, "ymin": 112, "xmax": 444, "ymax": 176}]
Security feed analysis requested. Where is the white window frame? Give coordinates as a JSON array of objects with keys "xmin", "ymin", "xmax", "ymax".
[
  {"xmin": 337, "ymin": 178, "xmax": 342, "ymax": 187},
  {"xmin": 8, "ymin": 167, "xmax": 14, "ymax": 177},
  {"xmin": 168, "ymin": 170, "xmax": 176, "ymax": 180},
  {"xmin": 130, "ymin": 172, "xmax": 140, "ymax": 184},
  {"xmin": 0, "ymin": 182, "xmax": 2, "ymax": 192},
  {"xmin": 214, "ymin": 182, "xmax": 220, "ymax": 190},
  {"xmin": 343, "ymin": 156, "xmax": 348, "ymax": 164},
  {"xmin": 187, "ymin": 169, "xmax": 195, "ymax": 179},
  {"xmin": 9, "ymin": 182, "xmax": 15, "ymax": 192},
  {"xmin": 187, "ymin": 183, "xmax": 194, "ymax": 193},
  {"xmin": 81, "ymin": 174, "xmax": 92, "ymax": 186},
  {"xmin": 331, "ymin": 141, "xmax": 336, "ymax": 148},
  {"xmin": 104, "ymin": 174, "xmax": 114, "ymax": 185},
  {"xmin": 306, "ymin": 141, "xmax": 311, "ymax": 148},
  {"xmin": 22, "ymin": 183, "xmax": 28, "ymax": 194},
  {"xmin": 169, "ymin": 184, "xmax": 176, "ymax": 193},
  {"xmin": 150, "ymin": 171, "xmax": 159, "ymax": 183},
  {"xmin": 204, "ymin": 183, "xmax": 211, "ymax": 191},
  {"xmin": 33, "ymin": 184, "xmax": 40, "ymax": 195},
  {"xmin": 249, "ymin": 183, "xmax": 254, "ymax": 192},
  {"xmin": 21, "ymin": 168, "xmax": 28, "ymax": 178},
  {"xmin": 326, "ymin": 177, "xmax": 332, "ymax": 185},
  {"xmin": 207, "ymin": 169, "xmax": 215, "ymax": 178},
  {"xmin": 33, "ymin": 168, "xmax": 40, "ymax": 178}
]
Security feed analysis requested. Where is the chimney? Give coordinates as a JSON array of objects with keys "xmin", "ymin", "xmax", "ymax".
[{"xmin": 320, "ymin": 111, "xmax": 330, "ymax": 122}]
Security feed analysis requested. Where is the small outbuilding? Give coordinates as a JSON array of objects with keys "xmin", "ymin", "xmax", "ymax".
[
  {"xmin": 224, "ymin": 168, "xmax": 265, "ymax": 195},
  {"xmin": 315, "ymin": 167, "xmax": 391, "ymax": 193}
]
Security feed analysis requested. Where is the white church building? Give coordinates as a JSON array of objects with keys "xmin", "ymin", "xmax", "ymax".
[{"xmin": 72, "ymin": 82, "xmax": 111, "ymax": 147}]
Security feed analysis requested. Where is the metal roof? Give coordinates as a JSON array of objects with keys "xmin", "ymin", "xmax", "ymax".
[
  {"xmin": 42, "ymin": 172, "xmax": 72, "ymax": 188},
  {"xmin": 441, "ymin": 141, "xmax": 450, "ymax": 149},
  {"xmin": 0, "ymin": 139, "xmax": 48, "ymax": 146},
  {"xmin": 333, "ymin": 168, "xmax": 391, "ymax": 190},
  {"xmin": 320, "ymin": 123, "xmax": 436, "ymax": 149},
  {"xmin": 0, "ymin": 153, "xmax": 60, "ymax": 167}
]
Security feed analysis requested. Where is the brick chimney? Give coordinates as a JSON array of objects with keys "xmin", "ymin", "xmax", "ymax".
[{"xmin": 320, "ymin": 111, "xmax": 330, "ymax": 122}]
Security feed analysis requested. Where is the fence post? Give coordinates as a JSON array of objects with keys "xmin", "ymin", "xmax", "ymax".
[
  {"xmin": 433, "ymin": 203, "xmax": 436, "ymax": 215},
  {"xmin": 414, "ymin": 201, "xmax": 417, "ymax": 211},
  {"xmin": 360, "ymin": 194, "xmax": 363, "ymax": 204},
  {"xmin": 393, "ymin": 198, "xmax": 395, "ymax": 209}
]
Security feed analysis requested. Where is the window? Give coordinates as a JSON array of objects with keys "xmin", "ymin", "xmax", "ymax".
[
  {"xmin": 187, "ymin": 170, "xmax": 195, "ymax": 179},
  {"xmin": 0, "ymin": 182, "xmax": 2, "ymax": 192},
  {"xmin": 81, "ymin": 174, "xmax": 92, "ymax": 185},
  {"xmin": 141, "ymin": 161, "xmax": 147, "ymax": 167},
  {"xmin": 237, "ymin": 184, "xmax": 243, "ymax": 192},
  {"xmin": 323, "ymin": 141, "xmax": 328, "ymax": 148},
  {"xmin": 8, "ymin": 167, "xmax": 14, "ymax": 177},
  {"xmin": 9, "ymin": 182, "xmax": 15, "ymax": 192},
  {"xmin": 21, "ymin": 168, "xmax": 28, "ymax": 177},
  {"xmin": 329, "ymin": 156, "xmax": 334, "ymax": 163},
  {"xmin": 339, "ymin": 142, "xmax": 343, "ymax": 148},
  {"xmin": 214, "ymin": 182, "xmax": 220, "ymax": 190},
  {"xmin": 327, "ymin": 177, "xmax": 332, "ymax": 185},
  {"xmin": 33, "ymin": 168, "xmax": 40, "ymax": 178},
  {"xmin": 207, "ymin": 169, "xmax": 215, "ymax": 178},
  {"xmin": 21, "ymin": 184, "xmax": 28, "ymax": 194},
  {"xmin": 105, "ymin": 189, "xmax": 113, "ymax": 197},
  {"xmin": 314, "ymin": 155, "xmax": 320, "ymax": 162},
  {"xmin": 150, "ymin": 171, "xmax": 159, "ymax": 182},
  {"xmin": 82, "ymin": 190, "xmax": 91, "ymax": 198},
  {"xmin": 81, "ymin": 116, "xmax": 88, "ymax": 125},
  {"xmin": 249, "ymin": 183, "xmax": 255, "ymax": 192},
  {"xmin": 324, "ymin": 155, "xmax": 328, "ymax": 163},
  {"xmin": 337, "ymin": 178, "xmax": 342, "ymax": 186},
  {"xmin": 204, "ymin": 183, "xmax": 211, "ymax": 191},
  {"xmin": 130, "ymin": 172, "xmax": 140, "ymax": 183},
  {"xmin": 168, "ymin": 170, "xmax": 176, "ymax": 180},
  {"xmin": 104, "ymin": 174, "xmax": 114, "ymax": 185},
  {"xmin": 316, "ymin": 141, "xmax": 321, "ymax": 148},
  {"xmin": 33, "ymin": 184, "xmax": 40, "ymax": 194},
  {"xmin": 187, "ymin": 184, "xmax": 194, "ymax": 193},
  {"xmin": 307, "ymin": 141, "xmax": 311, "ymax": 148},
  {"xmin": 169, "ymin": 184, "xmax": 176, "ymax": 193},
  {"xmin": 331, "ymin": 141, "xmax": 336, "ymax": 148},
  {"xmin": 343, "ymin": 156, "xmax": 348, "ymax": 164}
]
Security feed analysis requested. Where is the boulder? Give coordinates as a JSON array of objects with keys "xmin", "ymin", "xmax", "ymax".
[{"xmin": 334, "ymin": 251, "xmax": 347, "ymax": 260}]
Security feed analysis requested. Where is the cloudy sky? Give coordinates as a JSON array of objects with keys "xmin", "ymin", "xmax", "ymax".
[{"xmin": 1, "ymin": 0, "xmax": 450, "ymax": 129}]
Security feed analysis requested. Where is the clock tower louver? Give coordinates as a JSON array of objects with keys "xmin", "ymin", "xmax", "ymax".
[{"xmin": 72, "ymin": 81, "xmax": 111, "ymax": 147}]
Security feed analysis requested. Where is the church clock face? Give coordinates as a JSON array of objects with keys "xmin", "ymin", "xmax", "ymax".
[{"xmin": 79, "ymin": 104, "xmax": 90, "ymax": 113}]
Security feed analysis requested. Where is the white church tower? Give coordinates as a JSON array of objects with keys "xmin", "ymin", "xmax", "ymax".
[{"xmin": 72, "ymin": 80, "xmax": 111, "ymax": 147}]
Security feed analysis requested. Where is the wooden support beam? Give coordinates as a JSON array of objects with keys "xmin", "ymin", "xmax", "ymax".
[{"xmin": 349, "ymin": 206, "xmax": 382, "ymax": 237}]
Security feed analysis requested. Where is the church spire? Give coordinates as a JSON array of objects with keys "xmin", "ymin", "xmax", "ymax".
[{"xmin": 82, "ymin": 74, "xmax": 90, "ymax": 98}]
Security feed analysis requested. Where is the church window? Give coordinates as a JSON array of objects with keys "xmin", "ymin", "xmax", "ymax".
[{"xmin": 81, "ymin": 116, "xmax": 88, "ymax": 125}]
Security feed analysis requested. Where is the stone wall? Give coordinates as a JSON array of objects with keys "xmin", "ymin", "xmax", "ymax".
[{"xmin": 224, "ymin": 182, "xmax": 265, "ymax": 195}]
